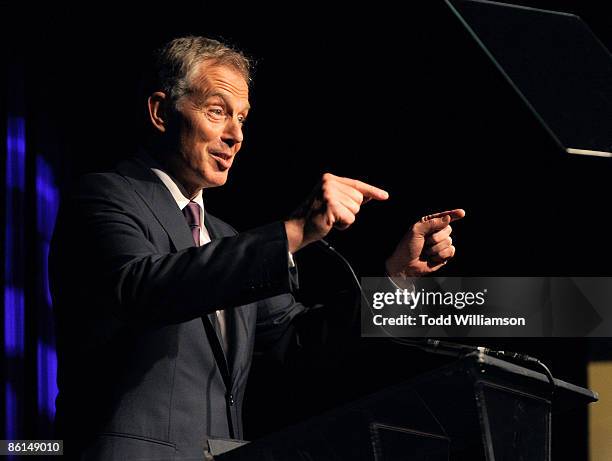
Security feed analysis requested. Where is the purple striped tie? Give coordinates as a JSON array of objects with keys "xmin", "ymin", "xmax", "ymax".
[{"xmin": 182, "ymin": 201, "xmax": 201, "ymax": 246}]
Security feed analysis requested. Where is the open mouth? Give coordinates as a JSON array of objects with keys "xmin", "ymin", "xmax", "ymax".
[{"xmin": 210, "ymin": 151, "xmax": 232, "ymax": 170}]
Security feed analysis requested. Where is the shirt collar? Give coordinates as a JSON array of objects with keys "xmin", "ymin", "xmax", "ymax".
[{"xmin": 150, "ymin": 167, "xmax": 205, "ymax": 215}]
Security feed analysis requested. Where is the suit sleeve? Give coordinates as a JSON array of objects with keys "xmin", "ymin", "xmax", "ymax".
[
  {"xmin": 51, "ymin": 173, "xmax": 297, "ymax": 325},
  {"xmin": 254, "ymin": 292, "xmax": 309, "ymax": 353}
]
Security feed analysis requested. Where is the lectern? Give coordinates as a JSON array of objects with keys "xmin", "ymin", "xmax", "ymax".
[{"xmin": 219, "ymin": 352, "xmax": 597, "ymax": 460}]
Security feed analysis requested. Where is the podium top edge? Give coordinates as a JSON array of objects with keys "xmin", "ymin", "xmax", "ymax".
[{"xmin": 462, "ymin": 352, "xmax": 599, "ymax": 403}]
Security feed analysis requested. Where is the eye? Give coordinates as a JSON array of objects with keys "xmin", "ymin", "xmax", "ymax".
[
  {"xmin": 207, "ymin": 107, "xmax": 226, "ymax": 120},
  {"xmin": 237, "ymin": 115, "xmax": 247, "ymax": 125}
]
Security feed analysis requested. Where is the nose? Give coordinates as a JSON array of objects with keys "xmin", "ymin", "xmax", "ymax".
[{"xmin": 221, "ymin": 116, "xmax": 244, "ymax": 148}]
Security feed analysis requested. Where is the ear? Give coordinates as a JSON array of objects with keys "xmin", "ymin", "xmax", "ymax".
[{"xmin": 147, "ymin": 91, "xmax": 169, "ymax": 133}]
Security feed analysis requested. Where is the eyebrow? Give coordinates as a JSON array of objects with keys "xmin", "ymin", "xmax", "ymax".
[{"xmin": 206, "ymin": 92, "xmax": 251, "ymax": 112}]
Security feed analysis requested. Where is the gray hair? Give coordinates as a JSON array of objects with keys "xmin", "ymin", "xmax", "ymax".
[{"xmin": 152, "ymin": 36, "xmax": 252, "ymax": 109}]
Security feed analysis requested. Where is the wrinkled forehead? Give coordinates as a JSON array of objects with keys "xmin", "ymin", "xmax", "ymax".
[{"xmin": 189, "ymin": 62, "xmax": 250, "ymax": 102}]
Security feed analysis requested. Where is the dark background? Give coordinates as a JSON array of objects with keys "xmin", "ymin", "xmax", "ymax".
[{"xmin": 2, "ymin": 1, "xmax": 612, "ymax": 459}]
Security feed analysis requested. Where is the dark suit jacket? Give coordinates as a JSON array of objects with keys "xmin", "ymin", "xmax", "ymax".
[{"xmin": 49, "ymin": 153, "xmax": 307, "ymax": 460}]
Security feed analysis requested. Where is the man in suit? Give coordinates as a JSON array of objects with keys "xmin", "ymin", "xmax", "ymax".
[{"xmin": 49, "ymin": 36, "xmax": 463, "ymax": 460}]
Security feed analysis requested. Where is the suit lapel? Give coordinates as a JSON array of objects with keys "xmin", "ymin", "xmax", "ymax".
[
  {"xmin": 202, "ymin": 212, "xmax": 223, "ymax": 240},
  {"xmin": 116, "ymin": 154, "xmax": 194, "ymax": 252}
]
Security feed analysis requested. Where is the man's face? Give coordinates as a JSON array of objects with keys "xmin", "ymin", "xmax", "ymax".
[{"xmin": 172, "ymin": 62, "xmax": 250, "ymax": 189}]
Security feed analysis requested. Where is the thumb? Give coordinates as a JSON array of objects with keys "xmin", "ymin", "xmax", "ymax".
[{"xmin": 414, "ymin": 215, "xmax": 450, "ymax": 236}]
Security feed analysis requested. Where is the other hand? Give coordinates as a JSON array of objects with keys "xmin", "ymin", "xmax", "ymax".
[{"xmin": 385, "ymin": 209, "xmax": 466, "ymax": 279}]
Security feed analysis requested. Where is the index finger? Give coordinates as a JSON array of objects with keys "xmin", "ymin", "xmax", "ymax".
[
  {"xmin": 336, "ymin": 177, "xmax": 389, "ymax": 201},
  {"xmin": 421, "ymin": 209, "xmax": 466, "ymax": 223}
]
